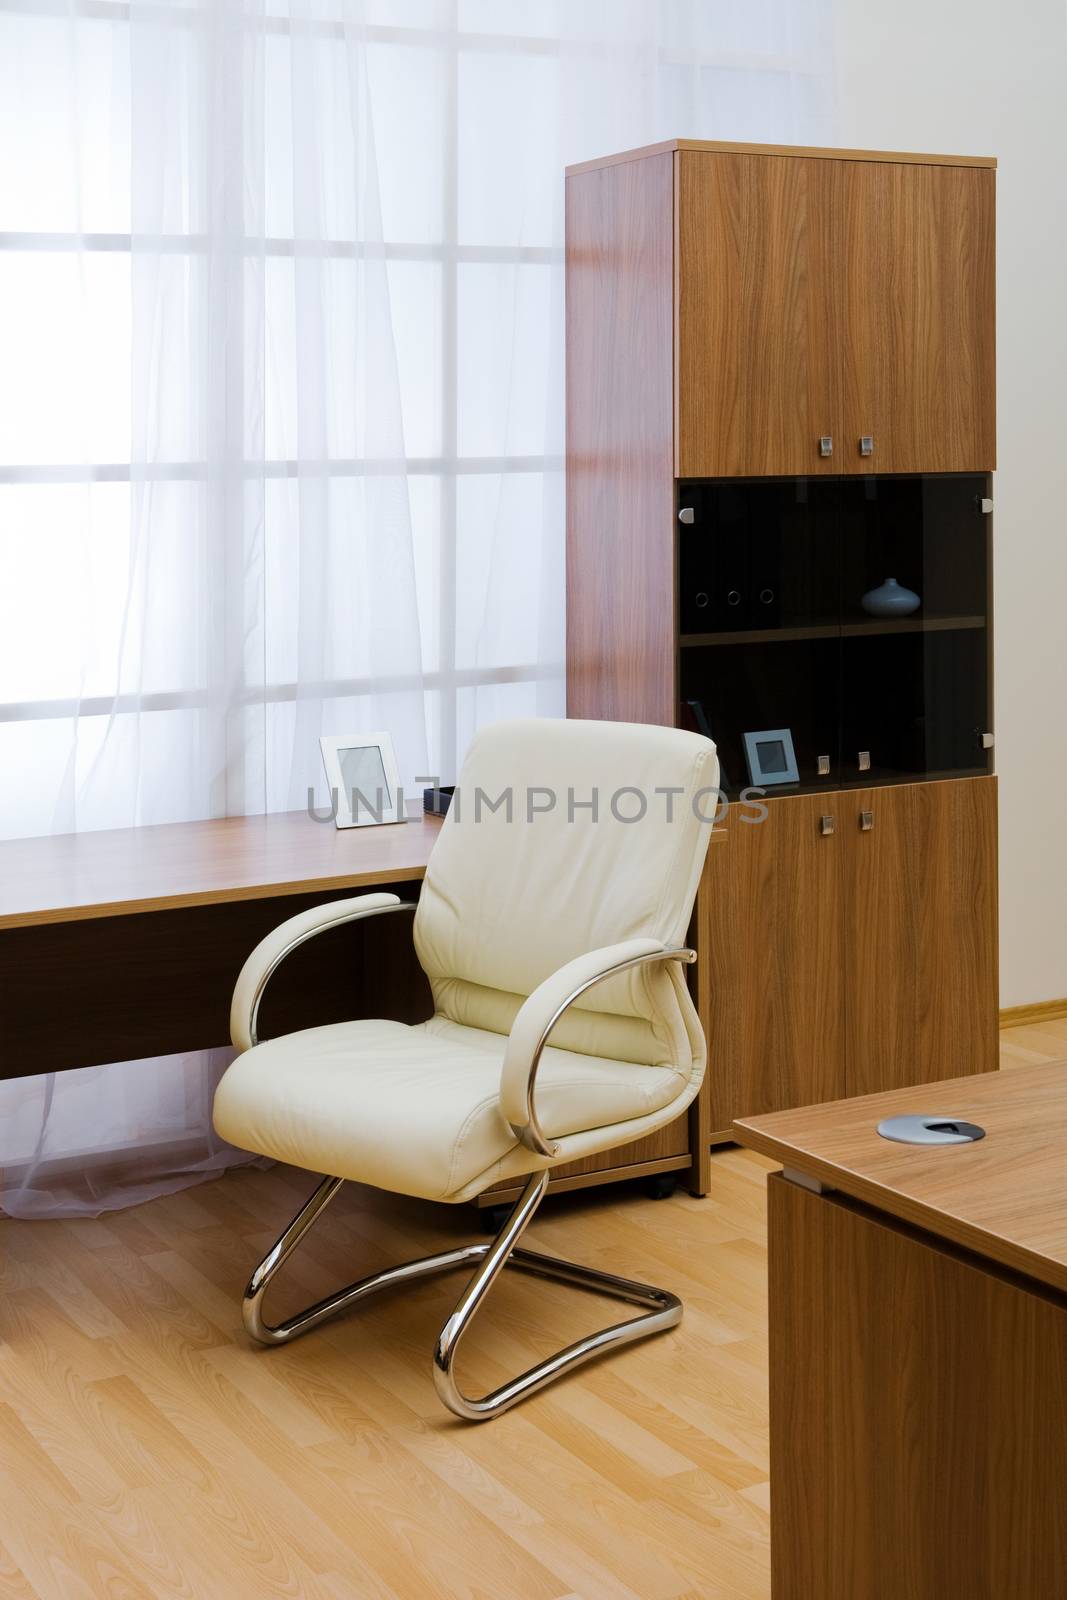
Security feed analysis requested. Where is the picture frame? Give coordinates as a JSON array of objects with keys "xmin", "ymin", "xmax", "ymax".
[
  {"xmin": 319, "ymin": 732, "xmax": 406, "ymax": 828},
  {"xmin": 742, "ymin": 727, "xmax": 799, "ymax": 788}
]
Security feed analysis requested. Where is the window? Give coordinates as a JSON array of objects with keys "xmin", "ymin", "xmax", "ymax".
[{"xmin": 0, "ymin": 0, "xmax": 834, "ymax": 837}]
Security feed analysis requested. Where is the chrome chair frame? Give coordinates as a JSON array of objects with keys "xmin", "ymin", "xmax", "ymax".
[{"xmin": 238, "ymin": 920, "xmax": 696, "ymax": 1421}]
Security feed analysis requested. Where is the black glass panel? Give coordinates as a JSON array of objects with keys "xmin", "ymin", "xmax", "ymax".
[
  {"xmin": 678, "ymin": 478, "xmax": 839, "ymax": 637},
  {"xmin": 836, "ymin": 474, "xmax": 989, "ymax": 783},
  {"xmin": 681, "ymin": 636, "xmax": 840, "ymax": 798},
  {"xmin": 839, "ymin": 626, "xmax": 988, "ymax": 784},
  {"xmin": 677, "ymin": 473, "xmax": 991, "ymax": 795},
  {"xmin": 837, "ymin": 473, "xmax": 988, "ymax": 629}
]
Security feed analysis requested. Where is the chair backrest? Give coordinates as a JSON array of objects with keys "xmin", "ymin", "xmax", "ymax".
[{"xmin": 413, "ymin": 718, "xmax": 719, "ymax": 1069}]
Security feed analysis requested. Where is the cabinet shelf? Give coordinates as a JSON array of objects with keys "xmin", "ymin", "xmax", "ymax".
[
  {"xmin": 680, "ymin": 614, "xmax": 986, "ymax": 649},
  {"xmin": 711, "ymin": 765, "xmax": 992, "ymax": 803}
]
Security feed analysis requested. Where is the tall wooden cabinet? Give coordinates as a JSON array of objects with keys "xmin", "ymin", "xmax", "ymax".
[{"xmin": 566, "ymin": 140, "xmax": 998, "ymax": 1139}]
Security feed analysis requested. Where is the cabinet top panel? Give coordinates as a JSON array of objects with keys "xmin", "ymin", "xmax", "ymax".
[{"xmin": 566, "ymin": 138, "xmax": 997, "ymax": 177}]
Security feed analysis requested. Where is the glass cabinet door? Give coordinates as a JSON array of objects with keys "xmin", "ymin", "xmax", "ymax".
[
  {"xmin": 678, "ymin": 478, "xmax": 839, "ymax": 637},
  {"xmin": 678, "ymin": 479, "xmax": 841, "ymax": 795},
  {"xmin": 681, "ymin": 634, "xmax": 841, "ymax": 798},
  {"xmin": 677, "ymin": 473, "xmax": 992, "ymax": 799},
  {"xmin": 837, "ymin": 474, "xmax": 990, "ymax": 785}
]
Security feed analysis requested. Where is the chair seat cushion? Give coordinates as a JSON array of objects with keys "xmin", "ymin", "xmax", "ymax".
[{"xmin": 212, "ymin": 1014, "xmax": 687, "ymax": 1203}]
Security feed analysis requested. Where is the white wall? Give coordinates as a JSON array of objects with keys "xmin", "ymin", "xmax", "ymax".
[{"xmin": 834, "ymin": 0, "xmax": 1067, "ymax": 1007}]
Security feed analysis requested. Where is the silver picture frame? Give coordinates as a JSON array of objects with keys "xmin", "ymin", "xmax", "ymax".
[{"xmin": 742, "ymin": 727, "xmax": 799, "ymax": 788}]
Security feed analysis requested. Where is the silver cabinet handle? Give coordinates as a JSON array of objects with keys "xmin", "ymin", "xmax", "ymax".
[
  {"xmin": 819, "ymin": 436, "xmax": 833, "ymax": 458},
  {"xmin": 819, "ymin": 815, "xmax": 835, "ymax": 837},
  {"xmin": 860, "ymin": 810, "xmax": 874, "ymax": 832},
  {"xmin": 678, "ymin": 506, "xmax": 695, "ymax": 525},
  {"xmin": 817, "ymin": 754, "xmax": 831, "ymax": 776},
  {"xmin": 858, "ymin": 751, "xmax": 871, "ymax": 772},
  {"xmin": 859, "ymin": 435, "xmax": 874, "ymax": 457}
]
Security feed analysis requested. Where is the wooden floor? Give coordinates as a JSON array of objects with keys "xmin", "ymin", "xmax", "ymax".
[{"xmin": 1, "ymin": 1022, "xmax": 1064, "ymax": 1600}]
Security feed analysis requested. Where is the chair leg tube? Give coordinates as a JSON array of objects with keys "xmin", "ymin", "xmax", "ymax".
[
  {"xmin": 242, "ymin": 1171, "xmax": 684, "ymax": 1423},
  {"xmin": 243, "ymin": 1175, "xmax": 490, "ymax": 1345},
  {"xmin": 433, "ymin": 1171, "xmax": 682, "ymax": 1422},
  {"xmin": 244, "ymin": 1174, "xmax": 345, "ymax": 1342}
]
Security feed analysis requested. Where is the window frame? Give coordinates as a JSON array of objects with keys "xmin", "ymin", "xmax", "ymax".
[{"xmin": 0, "ymin": 0, "xmax": 825, "ymax": 775}]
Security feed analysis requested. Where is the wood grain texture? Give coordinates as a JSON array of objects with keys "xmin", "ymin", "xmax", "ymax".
[
  {"xmin": 0, "ymin": 884, "xmax": 431, "ymax": 1079},
  {"xmin": 676, "ymin": 151, "xmax": 838, "ymax": 478},
  {"xmin": 1000, "ymin": 996, "xmax": 1067, "ymax": 1028},
  {"xmin": 837, "ymin": 160, "xmax": 996, "ymax": 472},
  {"xmin": 565, "ymin": 152, "xmax": 676, "ymax": 726},
  {"xmin": 1000, "ymin": 1015, "xmax": 1067, "ymax": 1071},
  {"xmin": 674, "ymin": 147, "xmax": 994, "ymax": 476},
  {"xmin": 566, "ymin": 139, "xmax": 997, "ymax": 177},
  {"xmin": 697, "ymin": 779, "xmax": 997, "ymax": 1135},
  {"xmin": 844, "ymin": 776, "xmax": 998, "ymax": 1095},
  {"xmin": 697, "ymin": 798, "xmax": 845, "ymax": 1137},
  {"xmin": 736, "ymin": 1058, "xmax": 1067, "ymax": 1295},
  {"xmin": 0, "ymin": 811, "xmax": 444, "ymax": 930},
  {"xmin": 768, "ymin": 1174, "xmax": 1067, "ymax": 1600},
  {"xmin": 567, "ymin": 141, "xmax": 997, "ymax": 1133},
  {"xmin": 0, "ymin": 1147, "xmax": 776, "ymax": 1600},
  {"xmin": 0, "ymin": 1026, "xmax": 1055, "ymax": 1599}
]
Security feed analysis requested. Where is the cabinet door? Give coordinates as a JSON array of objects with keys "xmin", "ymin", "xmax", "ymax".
[
  {"xmin": 678, "ymin": 479, "xmax": 843, "ymax": 796},
  {"xmin": 836, "ymin": 474, "xmax": 993, "ymax": 787},
  {"xmin": 676, "ymin": 151, "xmax": 838, "ymax": 478},
  {"xmin": 698, "ymin": 794, "xmax": 845, "ymax": 1135},
  {"xmin": 837, "ymin": 161, "xmax": 995, "ymax": 473},
  {"xmin": 844, "ymin": 776, "xmax": 998, "ymax": 1096}
]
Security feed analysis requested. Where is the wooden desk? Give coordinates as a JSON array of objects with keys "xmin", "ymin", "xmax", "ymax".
[
  {"xmin": 0, "ymin": 810, "xmax": 443, "ymax": 931},
  {"xmin": 735, "ymin": 1064, "xmax": 1067, "ymax": 1600},
  {"xmin": 0, "ymin": 810, "xmax": 711, "ymax": 1205},
  {"xmin": 0, "ymin": 813, "xmax": 442, "ymax": 1078}
]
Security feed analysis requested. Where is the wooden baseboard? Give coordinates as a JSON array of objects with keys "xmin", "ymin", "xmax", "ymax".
[{"xmin": 1000, "ymin": 997, "xmax": 1067, "ymax": 1029}]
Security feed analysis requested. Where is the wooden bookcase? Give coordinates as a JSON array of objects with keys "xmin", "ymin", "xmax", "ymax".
[{"xmin": 565, "ymin": 139, "xmax": 998, "ymax": 1141}]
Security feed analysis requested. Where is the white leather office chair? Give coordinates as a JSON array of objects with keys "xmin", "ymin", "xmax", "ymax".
[{"xmin": 214, "ymin": 717, "xmax": 718, "ymax": 1420}]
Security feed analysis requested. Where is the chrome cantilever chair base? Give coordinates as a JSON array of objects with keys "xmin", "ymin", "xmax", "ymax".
[{"xmin": 242, "ymin": 1168, "xmax": 682, "ymax": 1421}]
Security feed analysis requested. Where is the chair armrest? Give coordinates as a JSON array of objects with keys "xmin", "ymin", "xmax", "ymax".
[
  {"xmin": 499, "ymin": 938, "xmax": 698, "ymax": 1157},
  {"xmin": 230, "ymin": 892, "xmax": 416, "ymax": 1052}
]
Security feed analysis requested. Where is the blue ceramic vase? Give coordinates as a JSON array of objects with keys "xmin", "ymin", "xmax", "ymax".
[{"xmin": 861, "ymin": 577, "xmax": 920, "ymax": 617}]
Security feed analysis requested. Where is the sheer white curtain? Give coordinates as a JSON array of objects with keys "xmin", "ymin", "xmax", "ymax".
[{"xmin": 0, "ymin": 0, "xmax": 835, "ymax": 1216}]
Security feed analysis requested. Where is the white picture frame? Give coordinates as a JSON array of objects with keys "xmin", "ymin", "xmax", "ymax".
[{"xmin": 319, "ymin": 732, "xmax": 406, "ymax": 829}]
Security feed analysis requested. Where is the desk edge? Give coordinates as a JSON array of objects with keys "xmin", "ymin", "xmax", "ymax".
[
  {"xmin": 734, "ymin": 1119, "xmax": 1067, "ymax": 1298},
  {"xmin": 0, "ymin": 863, "xmax": 431, "ymax": 930}
]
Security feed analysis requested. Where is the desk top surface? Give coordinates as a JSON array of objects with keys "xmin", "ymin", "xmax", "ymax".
[
  {"xmin": 0, "ymin": 811, "xmax": 444, "ymax": 930},
  {"xmin": 735, "ymin": 1063, "xmax": 1067, "ymax": 1295}
]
